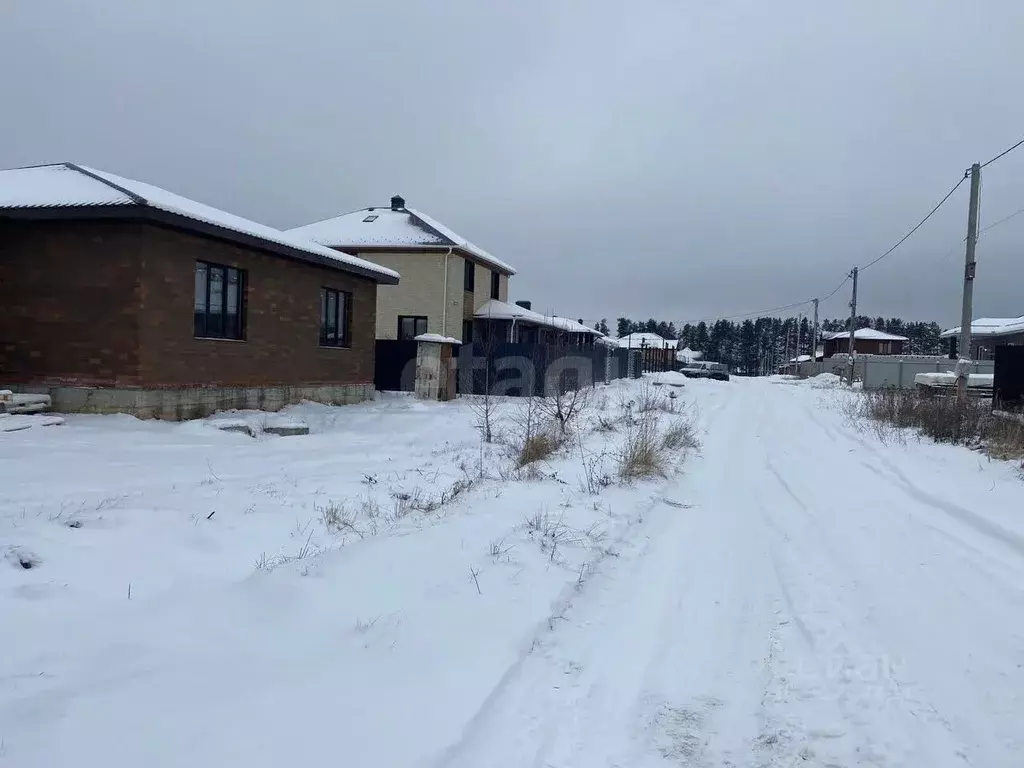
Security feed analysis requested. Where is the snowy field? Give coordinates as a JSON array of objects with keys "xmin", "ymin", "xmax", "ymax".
[{"xmin": 2, "ymin": 376, "xmax": 1024, "ymax": 767}]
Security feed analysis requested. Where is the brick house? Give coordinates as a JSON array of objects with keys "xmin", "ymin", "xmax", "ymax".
[
  {"xmin": 822, "ymin": 328, "xmax": 908, "ymax": 357},
  {"xmin": 288, "ymin": 196, "xmax": 515, "ymax": 343},
  {"xmin": 0, "ymin": 163, "xmax": 399, "ymax": 418},
  {"xmin": 940, "ymin": 316, "xmax": 1024, "ymax": 360}
]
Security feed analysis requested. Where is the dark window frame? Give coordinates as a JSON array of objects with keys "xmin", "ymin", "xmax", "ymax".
[
  {"xmin": 464, "ymin": 259, "xmax": 475, "ymax": 292},
  {"xmin": 320, "ymin": 287, "xmax": 352, "ymax": 348},
  {"xmin": 194, "ymin": 260, "xmax": 246, "ymax": 341},
  {"xmin": 490, "ymin": 270, "xmax": 500, "ymax": 300},
  {"xmin": 398, "ymin": 315, "xmax": 428, "ymax": 340},
  {"xmin": 462, "ymin": 319, "xmax": 474, "ymax": 344}
]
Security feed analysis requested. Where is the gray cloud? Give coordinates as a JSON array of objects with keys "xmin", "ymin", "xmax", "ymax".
[{"xmin": 3, "ymin": 0, "xmax": 1023, "ymax": 329}]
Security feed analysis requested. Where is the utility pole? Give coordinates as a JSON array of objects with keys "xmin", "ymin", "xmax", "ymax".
[
  {"xmin": 956, "ymin": 163, "xmax": 982, "ymax": 400},
  {"xmin": 847, "ymin": 267, "xmax": 859, "ymax": 385},
  {"xmin": 784, "ymin": 320, "xmax": 791, "ymax": 373},
  {"xmin": 796, "ymin": 313, "xmax": 803, "ymax": 372},
  {"xmin": 811, "ymin": 298, "xmax": 819, "ymax": 373}
]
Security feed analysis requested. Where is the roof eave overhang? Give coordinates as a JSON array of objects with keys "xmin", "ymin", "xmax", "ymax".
[
  {"xmin": 329, "ymin": 243, "xmax": 516, "ymax": 276},
  {"xmin": 1, "ymin": 205, "xmax": 400, "ymax": 285}
]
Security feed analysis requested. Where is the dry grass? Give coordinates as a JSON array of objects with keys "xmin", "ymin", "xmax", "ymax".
[
  {"xmin": 518, "ymin": 430, "xmax": 562, "ymax": 466},
  {"xmin": 617, "ymin": 413, "xmax": 666, "ymax": 481},
  {"xmin": 661, "ymin": 411, "xmax": 701, "ymax": 452},
  {"xmin": 858, "ymin": 388, "xmax": 1024, "ymax": 462}
]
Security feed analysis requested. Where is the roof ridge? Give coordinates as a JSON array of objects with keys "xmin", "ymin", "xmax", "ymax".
[
  {"xmin": 291, "ymin": 205, "xmax": 377, "ymax": 229},
  {"xmin": 65, "ymin": 163, "xmax": 148, "ymax": 206},
  {"xmin": 7, "ymin": 162, "xmax": 68, "ymax": 171},
  {"xmin": 405, "ymin": 208, "xmax": 458, "ymax": 247}
]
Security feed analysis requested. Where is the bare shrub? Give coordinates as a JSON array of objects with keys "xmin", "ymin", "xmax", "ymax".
[
  {"xmin": 577, "ymin": 431, "xmax": 613, "ymax": 494},
  {"xmin": 539, "ymin": 385, "xmax": 592, "ymax": 437},
  {"xmin": 505, "ymin": 395, "xmax": 563, "ymax": 467},
  {"xmin": 468, "ymin": 393, "xmax": 501, "ymax": 444}
]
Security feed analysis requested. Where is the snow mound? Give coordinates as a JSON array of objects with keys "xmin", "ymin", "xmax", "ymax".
[
  {"xmin": 809, "ymin": 373, "xmax": 843, "ymax": 389},
  {"xmin": 0, "ymin": 414, "xmax": 65, "ymax": 432}
]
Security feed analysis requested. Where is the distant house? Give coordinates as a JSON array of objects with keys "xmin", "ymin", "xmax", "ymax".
[
  {"xmin": 288, "ymin": 196, "xmax": 515, "ymax": 343},
  {"xmin": 0, "ymin": 163, "xmax": 398, "ymax": 418},
  {"xmin": 614, "ymin": 332, "xmax": 678, "ymax": 350},
  {"xmin": 472, "ymin": 299, "xmax": 603, "ymax": 347},
  {"xmin": 822, "ymin": 328, "xmax": 908, "ymax": 357},
  {"xmin": 939, "ymin": 316, "xmax": 1024, "ymax": 360},
  {"xmin": 676, "ymin": 346, "xmax": 703, "ymax": 364}
]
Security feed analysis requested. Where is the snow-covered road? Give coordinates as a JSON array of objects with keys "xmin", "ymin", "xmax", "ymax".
[
  {"xmin": 434, "ymin": 378, "xmax": 1024, "ymax": 767},
  {"xmin": 2, "ymin": 378, "xmax": 1023, "ymax": 767}
]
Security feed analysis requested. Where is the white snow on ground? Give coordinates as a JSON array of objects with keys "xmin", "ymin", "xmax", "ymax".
[{"xmin": 2, "ymin": 378, "xmax": 1024, "ymax": 767}]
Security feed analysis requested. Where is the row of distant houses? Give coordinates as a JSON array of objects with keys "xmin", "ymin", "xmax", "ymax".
[{"xmin": 0, "ymin": 163, "xmax": 615, "ymax": 418}]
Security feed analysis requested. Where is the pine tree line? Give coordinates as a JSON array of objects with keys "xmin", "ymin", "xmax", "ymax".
[{"xmin": 605, "ymin": 315, "xmax": 947, "ymax": 375}]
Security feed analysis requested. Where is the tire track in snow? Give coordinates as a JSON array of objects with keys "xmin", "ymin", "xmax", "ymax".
[{"xmin": 754, "ymin": 386, "xmax": 1016, "ymax": 766}]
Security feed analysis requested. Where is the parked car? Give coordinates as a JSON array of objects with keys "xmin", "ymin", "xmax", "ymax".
[{"xmin": 680, "ymin": 361, "xmax": 730, "ymax": 381}]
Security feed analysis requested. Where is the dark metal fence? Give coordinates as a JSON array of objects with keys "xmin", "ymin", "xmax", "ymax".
[
  {"xmin": 374, "ymin": 340, "xmax": 418, "ymax": 392},
  {"xmin": 993, "ymin": 345, "xmax": 1024, "ymax": 411},
  {"xmin": 457, "ymin": 343, "xmax": 634, "ymax": 396},
  {"xmin": 374, "ymin": 340, "xmax": 639, "ymax": 396}
]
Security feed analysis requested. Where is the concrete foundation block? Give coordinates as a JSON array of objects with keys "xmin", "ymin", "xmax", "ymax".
[{"xmin": 36, "ymin": 382, "xmax": 374, "ymax": 420}]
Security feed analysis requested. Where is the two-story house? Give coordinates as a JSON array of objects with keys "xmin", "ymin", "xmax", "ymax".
[{"xmin": 289, "ymin": 196, "xmax": 515, "ymax": 343}]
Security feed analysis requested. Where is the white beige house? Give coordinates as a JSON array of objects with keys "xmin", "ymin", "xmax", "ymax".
[{"xmin": 288, "ymin": 196, "xmax": 515, "ymax": 342}]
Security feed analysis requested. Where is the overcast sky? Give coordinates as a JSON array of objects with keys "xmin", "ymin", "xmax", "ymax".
[{"xmin": 3, "ymin": 1, "xmax": 1023, "ymax": 328}]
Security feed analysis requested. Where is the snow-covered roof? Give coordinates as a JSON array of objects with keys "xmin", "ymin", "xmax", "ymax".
[
  {"xmin": 939, "ymin": 316, "xmax": 1024, "ymax": 339},
  {"xmin": 287, "ymin": 201, "xmax": 515, "ymax": 275},
  {"xmin": 823, "ymin": 328, "xmax": 909, "ymax": 342},
  {"xmin": 675, "ymin": 346, "xmax": 703, "ymax": 363},
  {"xmin": 0, "ymin": 163, "xmax": 400, "ymax": 284},
  {"xmin": 914, "ymin": 372, "xmax": 994, "ymax": 387},
  {"xmin": 474, "ymin": 299, "xmax": 601, "ymax": 336},
  {"xmin": 413, "ymin": 333, "xmax": 461, "ymax": 345},
  {"xmin": 615, "ymin": 333, "xmax": 678, "ymax": 349}
]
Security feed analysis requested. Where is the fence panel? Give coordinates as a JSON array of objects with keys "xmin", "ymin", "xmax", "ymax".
[
  {"xmin": 993, "ymin": 346, "xmax": 1024, "ymax": 410},
  {"xmin": 457, "ymin": 344, "xmax": 628, "ymax": 397},
  {"xmin": 374, "ymin": 340, "xmax": 419, "ymax": 392},
  {"xmin": 797, "ymin": 356, "xmax": 994, "ymax": 389}
]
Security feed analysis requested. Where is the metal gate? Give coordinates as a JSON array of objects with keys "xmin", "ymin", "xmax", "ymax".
[
  {"xmin": 993, "ymin": 345, "xmax": 1024, "ymax": 410},
  {"xmin": 374, "ymin": 340, "xmax": 418, "ymax": 392}
]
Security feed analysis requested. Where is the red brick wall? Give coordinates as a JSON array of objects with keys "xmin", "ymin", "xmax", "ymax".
[
  {"xmin": 824, "ymin": 337, "xmax": 906, "ymax": 357},
  {"xmin": 136, "ymin": 222, "xmax": 377, "ymax": 387},
  {"xmin": 0, "ymin": 218, "xmax": 378, "ymax": 388},
  {"xmin": 0, "ymin": 219, "xmax": 142, "ymax": 386}
]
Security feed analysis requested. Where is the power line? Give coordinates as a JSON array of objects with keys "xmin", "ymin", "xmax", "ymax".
[
  {"xmin": 858, "ymin": 174, "xmax": 968, "ymax": 273},
  {"xmin": 819, "ymin": 274, "xmax": 851, "ymax": 304},
  {"xmin": 978, "ymin": 204, "xmax": 1024, "ymax": 236},
  {"xmin": 981, "ymin": 135, "xmax": 1024, "ymax": 169},
  {"xmin": 679, "ymin": 299, "xmax": 813, "ymax": 326}
]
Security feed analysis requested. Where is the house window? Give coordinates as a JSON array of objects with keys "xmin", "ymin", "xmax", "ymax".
[
  {"xmin": 398, "ymin": 315, "xmax": 428, "ymax": 340},
  {"xmin": 463, "ymin": 319, "xmax": 474, "ymax": 344},
  {"xmin": 363, "ymin": 214, "xmax": 378, "ymax": 222},
  {"xmin": 194, "ymin": 261, "xmax": 245, "ymax": 340},
  {"xmin": 320, "ymin": 287, "xmax": 352, "ymax": 347},
  {"xmin": 464, "ymin": 259, "xmax": 475, "ymax": 292},
  {"xmin": 490, "ymin": 271, "xmax": 500, "ymax": 300}
]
